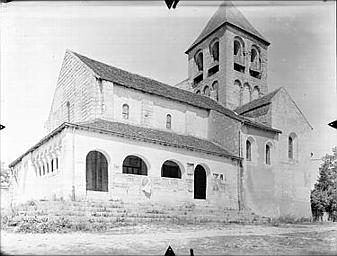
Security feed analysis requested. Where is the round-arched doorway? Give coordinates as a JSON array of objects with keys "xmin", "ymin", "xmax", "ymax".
[
  {"xmin": 86, "ymin": 151, "xmax": 108, "ymax": 192},
  {"xmin": 194, "ymin": 165, "xmax": 207, "ymax": 199}
]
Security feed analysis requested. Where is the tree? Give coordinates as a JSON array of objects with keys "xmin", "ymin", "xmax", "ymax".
[{"xmin": 311, "ymin": 147, "xmax": 337, "ymax": 221}]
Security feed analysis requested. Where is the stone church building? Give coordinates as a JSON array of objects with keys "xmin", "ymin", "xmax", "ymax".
[{"xmin": 9, "ymin": 2, "xmax": 314, "ymax": 218}]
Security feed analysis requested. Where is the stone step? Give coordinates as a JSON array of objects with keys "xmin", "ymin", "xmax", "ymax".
[{"xmin": 12, "ymin": 200, "xmax": 267, "ymax": 225}]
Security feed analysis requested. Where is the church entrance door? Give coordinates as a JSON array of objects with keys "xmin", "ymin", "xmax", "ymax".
[
  {"xmin": 194, "ymin": 165, "xmax": 206, "ymax": 199},
  {"xmin": 86, "ymin": 151, "xmax": 108, "ymax": 192}
]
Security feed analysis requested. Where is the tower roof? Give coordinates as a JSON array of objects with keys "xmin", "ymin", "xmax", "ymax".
[{"xmin": 185, "ymin": 1, "xmax": 270, "ymax": 53}]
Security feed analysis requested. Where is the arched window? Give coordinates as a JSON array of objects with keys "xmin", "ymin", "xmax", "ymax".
[
  {"xmin": 242, "ymin": 83, "xmax": 251, "ymax": 105},
  {"xmin": 123, "ymin": 155, "xmax": 147, "ymax": 175},
  {"xmin": 122, "ymin": 104, "xmax": 129, "ymax": 119},
  {"xmin": 233, "ymin": 80, "xmax": 242, "ymax": 107},
  {"xmin": 46, "ymin": 163, "xmax": 49, "ymax": 173},
  {"xmin": 246, "ymin": 140, "xmax": 252, "ymax": 161},
  {"xmin": 234, "ymin": 40, "xmax": 242, "ymax": 56},
  {"xmin": 210, "ymin": 40, "xmax": 219, "ymax": 62},
  {"xmin": 251, "ymin": 48, "xmax": 258, "ymax": 63},
  {"xmin": 86, "ymin": 151, "xmax": 108, "ymax": 192},
  {"xmin": 55, "ymin": 157, "xmax": 58, "ymax": 170},
  {"xmin": 252, "ymin": 86, "xmax": 260, "ymax": 100},
  {"xmin": 288, "ymin": 133, "xmax": 297, "ymax": 160},
  {"xmin": 265, "ymin": 143, "xmax": 271, "ymax": 165},
  {"xmin": 38, "ymin": 166, "xmax": 42, "ymax": 176},
  {"xmin": 42, "ymin": 165, "xmax": 45, "ymax": 175},
  {"xmin": 211, "ymin": 81, "xmax": 219, "ymax": 101},
  {"xmin": 195, "ymin": 51, "xmax": 203, "ymax": 72},
  {"xmin": 66, "ymin": 101, "xmax": 70, "ymax": 122},
  {"xmin": 203, "ymin": 86, "xmax": 210, "ymax": 96},
  {"xmin": 161, "ymin": 160, "xmax": 181, "ymax": 179},
  {"xmin": 288, "ymin": 137, "xmax": 293, "ymax": 159},
  {"xmin": 166, "ymin": 114, "xmax": 172, "ymax": 129},
  {"xmin": 51, "ymin": 159, "xmax": 54, "ymax": 172},
  {"xmin": 195, "ymin": 90, "xmax": 201, "ymax": 94},
  {"xmin": 250, "ymin": 46, "xmax": 261, "ymax": 69}
]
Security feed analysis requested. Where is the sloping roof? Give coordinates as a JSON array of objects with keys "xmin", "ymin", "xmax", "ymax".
[
  {"xmin": 235, "ymin": 88, "xmax": 282, "ymax": 115},
  {"xmin": 185, "ymin": 1, "xmax": 270, "ymax": 53},
  {"xmin": 76, "ymin": 119, "xmax": 240, "ymax": 159},
  {"xmin": 71, "ymin": 51, "xmax": 280, "ymax": 133},
  {"xmin": 9, "ymin": 119, "xmax": 241, "ymax": 167}
]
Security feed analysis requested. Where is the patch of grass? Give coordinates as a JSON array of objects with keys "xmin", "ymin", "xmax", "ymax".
[
  {"xmin": 268, "ymin": 215, "xmax": 313, "ymax": 226},
  {"xmin": 1, "ymin": 214, "xmax": 134, "ymax": 233}
]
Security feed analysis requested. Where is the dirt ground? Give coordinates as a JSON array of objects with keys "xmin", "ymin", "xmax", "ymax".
[{"xmin": 1, "ymin": 222, "xmax": 336, "ymax": 255}]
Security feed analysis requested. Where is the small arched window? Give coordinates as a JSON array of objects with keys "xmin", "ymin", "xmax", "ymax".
[
  {"xmin": 246, "ymin": 140, "xmax": 252, "ymax": 161},
  {"xmin": 210, "ymin": 40, "xmax": 219, "ymax": 62},
  {"xmin": 288, "ymin": 137, "xmax": 293, "ymax": 159},
  {"xmin": 250, "ymin": 46, "xmax": 261, "ymax": 69},
  {"xmin": 43, "ymin": 165, "xmax": 46, "ymax": 175},
  {"xmin": 122, "ymin": 104, "xmax": 129, "ymax": 119},
  {"xmin": 195, "ymin": 51, "xmax": 203, "ymax": 72},
  {"xmin": 51, "ymin": 159, "xmax": 54, "ymax": 172},
  {"xmin": 252, "ymin": 86, "xmax": 260, "ymax": 100},
  {"xmin": 288, "ymin": 133, "xmax": 297, "ymax": 160},
  {"xmin": 56, "ymin": 157, "xmax": 58, "ymax": 170},
  {"xmin": 161, "ymin": 160, "xmax": 181, "ymax": 179},
  {"xmin": 122, "ymin": 155, "xmax": 148, "ymax": 176},
  {"xmin": 233, "ymin": 80, "xmax": 242, "ymax": 107},
  {"xmin": 234, "ymin": 40, "xmax": 241, "ymax": 56},
  {"xmin": 212, "ymin": 81, "xmax": 219, "ymax": 101},
  {"xmin": 265, "ymin": 143, "xmax": 271, "ymax": 165},
  {"xmin": 66, "ymin": 101, "xmax": 70, "ymax": 122},
  {"xmin": 251, "ymin": 48, "xmax": 258, "ymax": 62},
  {"xmin": 166, "ymin": 114, "xmax": 172, "ymax": 129},
  {"xmin": 203, "ymin": 86, "xmax": 210, "ymax": 96},
  {"xmin": 242, "ymin": 83, "xmax": 251, "ymax": 105}
]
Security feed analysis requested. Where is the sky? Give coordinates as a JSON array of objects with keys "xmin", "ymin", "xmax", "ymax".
[{"xmin": 0, "ymin": 1, "xmax": 336, "ymax": 166}]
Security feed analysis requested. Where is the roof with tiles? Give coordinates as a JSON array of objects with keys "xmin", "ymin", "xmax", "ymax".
[
  {"xmin": 235, "ymin": 88, "xmax": 282, "ymax": 115},
  {"xmin": 71, "ymin": 51, "xmax": 280, "ymax": 133},
  {"xmin": 185, "ymin": 1, "xmax": 270, "ymax": 53},
  {"xmin": 9, "ymin": 119, "xmax": 241, "ymax": 167},
  {"xmin": 76, "ymin": 119, "xmax": 240, "ymax": 159}
]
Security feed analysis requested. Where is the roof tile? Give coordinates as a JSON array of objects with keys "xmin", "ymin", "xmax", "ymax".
[
  {"xmin": 76, "ymin": 119, "xmax": 240, "ymax": 159},
  {"xmin": 71, "ymin": 51, "xmax": 280, "ymax": 133},
  {"xmin": 235, "ymin": 88, "xmax": 282, "ymax": 114}
]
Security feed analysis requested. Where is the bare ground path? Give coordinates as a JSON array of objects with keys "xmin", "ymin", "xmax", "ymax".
[{"xmin": 1, "ymin": 223, "xmax": 337, "ymax": 255}]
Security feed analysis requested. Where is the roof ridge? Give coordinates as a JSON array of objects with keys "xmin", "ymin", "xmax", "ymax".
[
  {"xmin": 71, "ymin": 51, "xmax": 173, "ymax": 89},
  {"xmin": 68, "ymin": 51, "xmax": 280, "ymax": 133}
]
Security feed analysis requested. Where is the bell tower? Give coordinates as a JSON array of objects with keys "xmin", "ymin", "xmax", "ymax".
[{"xmin": 185, "ymin": 1, "xmax": 270, "ymax": 110}]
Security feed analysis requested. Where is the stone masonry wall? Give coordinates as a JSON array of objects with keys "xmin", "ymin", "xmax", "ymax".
[
  {"xmin": 224, "ymin": 27, "xmax": 268, "ymax": 110},
  {"xmin": 65, "ymin": 128, "xmax": 240, "ymax": 210},
  {"xmin": 45, "ymin": 51, "xmax": 99, "ymax": 132},
  {"xmin": 241, "ymin": 126, "xmax": 280, "ymax": 217},
  {"xmin": 186, "ymin": 25, "xmax": 269, "ymax": 111},
  {"xmin": 208, "ymin": 110, "xmax": 242, "ymax": 156},
  {"xmin": 271, "ymin": 88, "xmax": 313, "ymax": 218}
]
